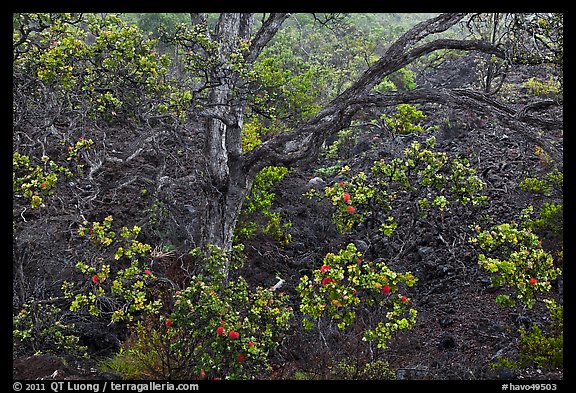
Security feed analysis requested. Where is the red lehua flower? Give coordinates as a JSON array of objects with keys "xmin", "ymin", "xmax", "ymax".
[
  {"xmin": 343, "ymin": 193, "xmax": 351, "ymax": 204},
  {"xmin": 220, "ymin": 320, "xmax": 226, "ymax": 325},
  {"xmin": 216, "ymin": 326, "xmax": 225, "ymax": 336},
  {"xmin": 381, "ymin": 285, "xmax": 391, "ymax": 295},
  {"xmin": 236, "ymin": 354, "xmax": 245, "ymax": 362},
  {"xmin": 347, "ymin": 206, "xmax": 356, "ymax": 214},
  {"xmin": 401, "ymin": 295, "xmax": 408, "ymax": 303},
  {"xmin": 144, "ymin": 269, "xmax": 151, "ymax": 275},
  {"xmin": 357, "ymin": 259, "xmax": 362, "ymax": 265},
  {"xmin": 320, "ymin": 265, "xmax": 330, "ymax": 273},
  {"xmin": 247, "ymin": 341, "xmax": 255, "ymax": 347},
  {"xmin": 322, "ymin": 277, "xmax": 334, "ymax": 286},
  {"xmin": 339, "ymin": 181, "xmax": 346, "ymax": 187},
  {"xmin": 91, "ymin": 275, "xmax": 99, "ymax": 284},
  {"xmin": 40, "ymin": 182, "xmax": 47, "ymax": 189},
  {"xmin": 175, "ymin": 290, "xmax": 180, "ymax": 296},
  {"xmin": 165, "ymin": 319, "xmax": 172, "ymax": 328},
  {"xmin": 229, "ymin": 330, "xmax": 240, "ymax": 340},
  {"xmin": 529, "ymin": 277, "xmax": 538, "ymax": 285}
]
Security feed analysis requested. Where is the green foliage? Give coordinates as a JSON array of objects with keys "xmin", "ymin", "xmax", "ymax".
[
  {"xmin": 375, "ymin": 67, "xmax": 417, "ymax": 92},
  {"xmin": 13, "ymin": 152, "xmax": 72, "ymax": 211},
  {"xmin": 308, "ymin": 138, "xmax": 487, "ymax": 235},
  {"xmin": 241, "ymin": 118, "xmax": 264, "ymax": 153},
  {"xmin": 108, "ymin": 244, "xmax": 293, "ymax": 380},
  {"xmin": 519, "ymin": 167, "xmax": 562, "ymax": 196},
  {"xmin": 329, "ymin": 357, "xmax": 396, "ymax": 380},
  {"xmin": 62, "ymin": 216, "xmax": 159, "ymax": 324},
  {"xmin": 523, "ymin": 76, "xmax": 561, "ymax": 97},
  {"xmin": 101, "ymin": 315, "xmax": 197, "ymax": 380},
  {"xmin": 518, "ymin": 167, "xmax": 563, "ymax": 251},
  {"xmin": 517, "ymin": 299, "xmax": 563, "ymax": 368},
  {"xmin": 121, "ymin": 13, "xmax": 190, "ymax": 41},
  {"xmin": 297, "ymin": 243, "xmax": 417, "ymax": 349},
  {"xmin": 249, "ymin": 56, "xmax": 321, "ymax": 127},
  {"xmin": 13, "ymin": 13, "xmax": 189, "ymax": 123},
  {"xmin": 472, "ymin": 222, "xmax": 561, "ymax": 309},
  {"xmin": 492, "ymin": 299, "xmax": 563, "ymax": 370},
  {"xmin": 307, "ymin": 167, "xmax": 375, "ymax": 234},
  {"xmin": 530, "ymin": 203, "xmax": 563, "ymax": 235},
  {"xmin": 236, "ymin": 166, "xmax": 292, "ymax": 245},
  {"xmin": 13, "ymin": 303, "xmax": 86, "ymax": 357},
  {"xmin": 381, "ymin": 104, "xmax": 426, "ymax": 134},
  {"xmin": 322, "ymin": 128, "xmax": 361, "ymax": 160}
]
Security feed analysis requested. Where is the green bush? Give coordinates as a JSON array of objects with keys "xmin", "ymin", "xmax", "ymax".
[
  {"xmin": 308, "ymin": 137, "xmax": 487, "ymax": 235},
  {"xmin": 329, "ymin": 357, "xmax": 396, "ymax": 380},
  {"xmin": 381, "ymin": 104, "xmax": 426, "ymax": 134},
  {"xmin": 62, "ymin": 216, "xmax": 160, "ymax": 324},
  {"xmin": 297, "ymin": 243, "xmax": 417, "ymax": 349},
  {"xmin": 472, "ymin": 222, "xmax": 561, "ymax": 309},
  {"xmin": 235, "ymin": 166, "xmax": 292, "ymax": 245},
  {"xmin": 522, "ymin": 76, "xmax": 561, "ymax": 97},
  {"xmin": 13, "ymin": 302, "xmax": 86, "ymax": 357},
  {"xmin": 491, "ymin": 299, "xmax": 563, "ymax": 370},
  {"xmin": 107, "ymin": 244, "xmax": 293, "ymax": 380}
]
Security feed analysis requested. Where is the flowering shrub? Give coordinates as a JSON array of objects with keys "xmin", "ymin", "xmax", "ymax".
[
  {"xmin": 62, "ymin": 215, "xmax": 159, "ymax": 323},
  {"xmin": 308, "ymin": 137, "xmax": 487, "ymax": 236},
  {"xmin": 471, "ymin": 222, "xmax": 561, "ymax": 309},
  {"xmin": 104, "ymin": 244, "xmax": 292, "ymax": 380},
  {"xmin": 307, "ymin": 167, "xmax": 375, "ymax": 233},
  {"xmin": 297, "ymin": 243, "xmax": 417, "ymax": 349},
  {"xmin": 13, "ymin": 152, "xmax": 72, "ymax": 211},
  {"xmin": 164, "ymin": 244, "xmax": 293, "ymax": 379}
]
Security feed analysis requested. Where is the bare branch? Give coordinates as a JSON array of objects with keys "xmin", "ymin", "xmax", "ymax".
[
  {"xmin": 353, "ymin": 88, "xmax": 563, "ymax": 162},
  {"xmin": 244, "ymin": 13, "xmax": 290, "ymax": 64}
]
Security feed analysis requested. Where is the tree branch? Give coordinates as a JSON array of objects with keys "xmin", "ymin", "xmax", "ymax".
[
  {"xmin": 243, "ymin": 13, "xmax": 561, "ymax": 176},
  {"xmin": 353, "ymin": 88, "xmax": 562, "ymax": 162},
  {"xmin": 244, "ymin": 13, "xmax": 290, "ymax": 64}
]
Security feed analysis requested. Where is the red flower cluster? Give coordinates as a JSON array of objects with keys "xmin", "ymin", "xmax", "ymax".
[
  {"xmin": 322, "ymin": 277, "xmax": 335, "ymax": 286},
  {"xmin": 381, "ymin": 285, "xmax": 391, "ymax": 295},
  {"xmin": 144, "ymin": 269, "xmax": 151, "ymax": 275},
  {"xmin": 401, "ymin": 295, "xmax": 408, "ymax": 303},
  {"xmin": 320, "ymin": 265, "xmax": 330, "ymax": 273},
  {"xmin": 236, "ymin": 354, "xmax": 245, "ymax": 362},
  {"xmin": 529, "ymin": 277, "xmax": 538, "ymax": 285},
  {"xmin": 91, "ymin": 275, "xmax": 99, "ymax": 284},
  {"xmin": 343, "ymin": 193, "xmax": 351, "ymax": 204},
  {"xmin": 165, "ymin": 319, "xmax": 173, "ymax": 328},
  {"xmin": 229, "ymin": 330, "xmax": 240, "ymax": 340},
  {"xmin": 347, "ymin": 206, "xmax": 356, "ymax": 214},
  {"xmin": 216, "ymin": 326, "xmax": 225, "ymax": 336}
]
